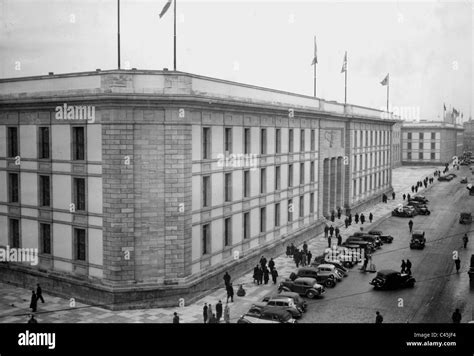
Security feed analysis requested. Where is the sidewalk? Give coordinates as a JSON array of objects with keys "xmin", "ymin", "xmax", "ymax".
[{"xmin": 0, "ymin": 165, "xmax": 443, "ymax": 323}]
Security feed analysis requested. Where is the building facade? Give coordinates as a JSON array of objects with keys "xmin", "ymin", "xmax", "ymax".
[
  {"xmin": 391, "ymin": 121, "xmax": 402, "ymax": 168},
  {"xmin": 401, "ymin": 121, "xmax": 464, "ymax": 165},
  {"xmin": 0, "ymin": 70, "xmax": 397, "ymax": 308},
  {"xmin": 463, "ymin": 119, "xmax": 474, "ymax": 152}
]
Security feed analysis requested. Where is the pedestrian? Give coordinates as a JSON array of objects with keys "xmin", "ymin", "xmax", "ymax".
[
  {"xmin": 303, "ymin": 241, "xmax": 308, "ymax": 253},
  {"xmin": 208, "ymin": 313, "xmax": 217, "ymax": 324},
  {"xmin": 401, "ymin": 260, "xmax": 406, "ymax": 274},
  {"xmin": 208, "ymin": 304, "xmax": 213, "ymax": 322},
  {"xmin": 335, "ymin": 227, "xmax": 340, "ymax": 237},
  {"xmin": 268, "ymin": 258, "xmax": 275, "ymax": 272},
  {"xmin": 271, "ymin": 268, "xmax": 278, "ymax": 284},
  {"xmin": 29, "ymin": 291, "xmax": 37, "ymax": 313},
  {"xmin": 406, "ymin": 259, "xmax": 412, "ymax": 275},
  {"xmin": 290, "ymin": 243, "xmax": 296, "ymax": 256},
  {"xmin": 407, "ymin": 193, "xmax": 411, "ymax": 201},
  {"xmin": 257, "ymin": 266, "xmax": 264, "ymax": 285},
  {"xmin": 27, "ymin": 314, "xmax": 38, "ymax": 324},
  {"xmin": 294, "ymin": 250, "xmax": 300, "ymax": 268},
  {"xmin": 224, "ymin": 303, "xmax": 230, "ymax": 323},
  {"xmin": 263, "ymin": 266, "xmax": 270, "ymax": 284},
  {"xmin": 337, "ymin": 234, "xmax": 342, "ymax": 246},
  {"xmin": 307, "ymin": 250, "xmax": 312, "ymax": 265},
  {"xmin": 331, "ymin": 211, "xmax": 335, "ymax": 222},
  {"xmin": 173, "ymin": 312, "xmax": 180, "ymax": 324},
  {"xmin": 301, "ymin": 252, "xmax": 307, "ymax": 267},
  {"xmin": 226, "ymin": 284, "xmax": 234, "ymax": 303},
  {"xmin": 216, "ymin": 300, "xmax": 223, "ymax": 322},
  {"xmin": 344, "ymin": 218, "xmax": 349, "ymax": 228},
  {"xmin": 286, "ymin": 245, "xmax": 291, "ymax": 258},
  {"xmin": 360, "ymin": 213, "xmax": 365, "ymax": 224},
  {"xmin": 36, "ymin": 284, "xmax": 45, "ymax": 304},
  {"xmin": 237, "ymin": 284, "xmax": 246, "ymax": 297},
  {"xmin": 361, "ymin": 255, "xmax": 368, "ymax": 272},
  {"xmin": 369, "ymin": 213, "xmax": 373, "ymax": 223},
  {"xmin": 454, "ymin": 257, "xmax": 461, "ymax": 273},
  {"xmin": 253, "ymin": 265, "xmax": 259, "ymax": 284},
  {"xmin": 463, "ymin": 234, "xmax": 469, "ymax": 249},
  {"xmin": 329, "ymin": 225, "xmax": 335, "ymax": 237},
  {"xmin": 402, "ymin": 194, "xmax": 406, "ymax": 201},
  {"xmin": 223, "ymin": 272, "xmax": 231, "ymax": 287},
  {"xmin": 411, "ymin": 185, "xmax": 414, "ymax": 193},
  {"xmin": 415, "ymin": 186, "xmax": 418, "ymax": 193},
  {"xmin": 337, "ymin": 208, "xmax": 342, "ymax": 220},
  {"xmin": 203, "ymin": 303, "xmax": 208, "ymax": 323},
  {"xmin": 324, "ymin": 224, "xmax": 329, "ymax": 238},
  {"xmin": 328, "ymin": 236, "xmax": 332, "ymax": 248},
  {"xmin": 392, "ymin": 192, "xmax": 395, "ymax": 200},
  {"xmin": 408, "ymin": 220, "xmax": 413, "ymax": 233},
  {"xmin": 375, "ymin": 311, "xmax": 383, "ymax": 323},
  {"xmin": 348, "ymin": 214, "xmax": 352, "ymax": 225},
  {"xmin": 452, "ymin": 309, "xmax": 462, "ymax": 323},
  {"xmin": 355, "ymin": 213, "xmax": 359, "ymax": 224},
  {"xmin": 260, "ymin": 255, "xmax": 267, "ymax": 269}
]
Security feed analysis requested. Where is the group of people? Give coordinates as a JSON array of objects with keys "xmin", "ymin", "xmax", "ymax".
[
  {"xmin": 287, "ymin": 242, "xmax": 313, "ymax": 268},
  {"xmin": 400, "ymin": 259, "xmax": 412, "ymax": 274},
  {"xmin": 29, "ymin": 283, "xmax": 45, "ymax": 313},
  {"xmin": 342, "ymin": 212, "xmax": 374, "ymax": 229},
  {"xmin": 253, "ymin": 256, "xmax": 279, "ymax": 285},
  {"xmin": 201, "ymin": 300, "xmax": 230, "ymax": 324},
  {"xmin": 329, "ymin": 207, "xmax": 343, "ymax": 222}
]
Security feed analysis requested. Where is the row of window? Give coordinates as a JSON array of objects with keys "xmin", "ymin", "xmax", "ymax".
[
  {"xmin": 7, "ymin": 173, "xmax": 86, "ymax": 210},
  {"xmin": 353, "ymin": 129, "xmax": 391, "ymax": 148},
  {"xmin": 6, "ymin": 126, "xmax": 86, "ymax": 160},
  {"xmin": 203, "ymin": 127, "xmax": 318, "ymax": 159},
  {"xmin": 405, "ymin": 152, "xmax": 438, "ymax": 160},
  {"xmin": 353, "ymin": 151, "xmax": 390, "ymax": 172},
  {"xmin": 352, "ymin": 170, "xmax": 390, "ymax": 197},
  {"xmin": 407, "ymin": 142, "xmax": 438, "ymax": 150},
  {"xmin": 202, "ymin": 162, "xmax": 317, "ymax": 207},
  {"xmin": 406, "ymin": 132, "xmax": 438, "ymax": 140},
  {"xmin": 7, "ymin": 218, "xmax": 86, "ymax": 261},
  {"xmin": 202, "ymin": 194, "xmax": 315, "ymax": 255}
]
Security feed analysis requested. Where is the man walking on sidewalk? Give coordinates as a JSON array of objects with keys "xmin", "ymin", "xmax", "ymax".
[
  {"xmin": 203, "ymin": 303, "xmax": 208, "ymax": 323},
  {"xmin": 335, "ymin": 226, "xmax": 340, "ymax": 237},
  {"xmin": 355, "ymin": 213, "xmax": 359, "ymax": 224},
  {"xmin": 452, "ymin": 309, "xmax": 462, "ymax": 323},
  {"xmin": 375, "ymin": 311, "xmax": 383, "ymax": 323},
  {"xmin": 36, "ymin": 284, "xmax": 45, "ymax": 304},
  {"xmin": 392, "ymin": 192, "xmax": 395, "ymax": 200},
  {"xmin": 345, "ymin": 218, "xmax": 349, "ymax": 228},
  {"xmin": 324, "ymin": 224, "xmax": 329, "ymax": 238},
  {"xmin": 406, "ymin": 259, "xmax": 412, "ymax": 275},
  {"xmin": 337, "ymin": 208, "xmax": 342, "ymax": 219},
  {"xmin": 223, "ymin": 272, "xmax": 231, "ymax": 288},
  {"xmin": 337, "ymin": 234, "xmax": 342, "ymax": 246},
  {"xmin": 463, "ymin": 234, "xmax": 469, "ymax": 249},
  {"xmin": 408, "ymin": 220, "xmax": 414, "ymax": 233},
  {"xmin": 454, "ymin": 257, "xmax": 461, "ymax": 273},
  {"xmin": 329, "ymin": 225, "xmax": 335, "ymax": 237},
  {"xmin": 369, "ymin": 213, "xmax": 373, "ymax": 223},
  {"xmin": 402, "ymin": 194, "xmax": 406, "ymax": 201},
  {"xmin": 360, "ymin": 213, "xmax": 365, "ymax": 225}
]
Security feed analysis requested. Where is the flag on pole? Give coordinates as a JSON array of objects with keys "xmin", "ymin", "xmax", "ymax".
[
  {"xmin": 159, "ymin": 0, "xmax": 172, "ymax": 18},
  {"xmin": 311, "ymin": 37, "xmax": 318, "ymax": 65},
  {"xmin": 443, "ymin": 103, "xmax": 446, "ymax": 111},
  {"xmin": 341, "ymin": 51, "xmax": 347, "ymax": 73},
  {"xmin": 380, "ymin": 73, "xmax": 389, "ymax": 86}
]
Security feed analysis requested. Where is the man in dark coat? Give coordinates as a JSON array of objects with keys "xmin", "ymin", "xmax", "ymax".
[
  {"xmin": 411, "ymin": 185, "xmax": 415, "ymax": 193},
  {"xmin": 260, "ymin": 256, "xmax": 267, "ymax": 269},
  {"xmin": 406, "ymin": 259, "xmax": 412, "ymax": 275},
  {"xmin": 303, "ymin": 242, "xmax": 308, "ymax": 253},
  {"xmin": 268, "ymin": 258, "xmax": 275, "ymax": 272},
  {"xmin": 257, "ymin": 267, "xmax": 263, "ymax": 285},
  {"xmin": 271, "ymin": 268, "xmax": 278, "ymax": 284},
  {"xmin": 344, "ymin": 218, "xmax": 349, "ymax": 228},
  {"xmin": 307, "ymin": 250, "xmax": 312, "ymax": 265},
  {"xmin": 28, "ymin": 315, "xmax": 38, "ymax": 324},
  {"xmin": 203, "ymin": 303, "xmax": 208, "ymax": 323},
  {"xmin": 463, "ymin": 234, "xmax": 468, "ymax": 248},
  {"xmin": 348, "ymin": 214, "xmax": 352, "ymax": 225},
  {"xmin": 360, "ymin": 214, "xmax": 365, "ymax": 224},
  {"xmin": 375, "ymin": 311, "xmax": 383, "ymax": 323},
  {"xmin": 452, "ymin": 309, "xmax": 462, "ymax": 323},
  {"xmin": 337, "ymin": 208, "xmax": 342, "ymax": 220},
  {"xmin": 401, "ymin": 260, "xmax": 406, "ymax": 274},
  {"xmin": 30, "ymin": 291, "xmax": 37, "ymax": 313},
  {"xmin": 334, "ymin": 227, "xmax": 340, "ymax": 237},
  {"xmin": 36, "ymin": 284, "xmax": 45, "ymax": 303},
  {"xmin": 173, "ymin": 312, "xmax": 180, "ymax": 324},
  {"xmin": 392, "ymin": 192, "xmax": 395, "ymax": 200},
  {"xmin": 329, "ymin": 225, "xmax": 334, "ymax": 237},
  {"xmin": 324, "ymin": 225, "xmax": 329, "ymax": 238},
  {"xmin": 216, "ymin": 300, "xmax": 223, "ymax": 322},
  {"xmin": 331, "ymin": 212, "xmax": 335, "ymax": 222},
  {"xmin": 369, "ymin": 213, "xmax": 373, "ymax": 223},
  {"xmin": 226, "ymin": 283, "xmax": 234, "ymax": 303},
  {"xmin": 402, "ymin": 194, "xmax": 406, "ymax": 201},
  {"xmin": 263, "ymin": 267, "xmax": 270, "ymax": 284},
  {"xmin": 408, "ymin": 220, "xmax": 413, "ymax": 233},
  {"xmin": 253, "ymin": 265, "xmax": 260, "ymax": 284},
  {"xmin": 454, "ymin": 258, "xmax": 461, "ymax": 273},
  {"xmin": 407, "ymin": 193, "xmax": 411, "ymax": 201},
  {"xmin": 337, "ymin": 234, "xmax": 342, "ymax": 246},
  {"xmin": 354, "ymin": 213, "xmax": 359, "ymax": 224},
  {"xmin": 328, "ymin": 236, "xmax": 332, "ymax": 248},
  {"xmin": 294, "ymin": 250, "xmax": 301, "ymax": 268},
  {"xmin": 223, "ymin": 272, "xmax": 231, "ymax": 287}
]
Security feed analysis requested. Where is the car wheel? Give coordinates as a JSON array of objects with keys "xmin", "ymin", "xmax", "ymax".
[
  {"xmin": 306, "ymin": 290, "xmax": 316, "ymax": 299},
  {"xmin": 325, "ymin": 280, "xmax": 336, "ymax": 288}
]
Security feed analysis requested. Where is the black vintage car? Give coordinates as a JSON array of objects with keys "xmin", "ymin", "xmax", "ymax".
[
  {"xmin": 342, "ymin": 237, "xmax": 376, "ymax": 252},
  {"xmin": 348, "ymin": 233, "xmax": 383, "ymax": 248},
  {"xmin": 279, "ymin": 277, "xmax": 326, "ymax": 297},
  {"xmin": 370, "ymin": 269, "xmax": 416, "ymax": 290},
  {"xmin": 368, "ymin": 230, "xmax": 394, "ymax": 243},
  {"xmin": 408, "ymin": 195, "xmax": 429, "ymax": 204},
  {"xmin": 407, "ymin": 201, "xmax": 431, "ymax": 215},
  {"xmin": 311, "ymin": 257, "xmax": 349, "ymax": 276},
  {"xmin": 410, "ymin": 231, "xmax": 426, "ymax": 249},
  {"xmin": 391, "ymin": 207, "xmax": 416, "ymax": 217}
]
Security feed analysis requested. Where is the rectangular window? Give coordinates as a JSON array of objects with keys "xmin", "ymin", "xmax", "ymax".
[
  {"xmin": 431, "ymin": 152, "xmax": 435, "ymax": 160},
  {"xmin": 431, "ymin": 142, "xmax": 435, "ymax": 150},
  {"xmin": 311, "ymin": 130, "xmax": 315, "ymax": 151},
  {"xmin": 260, "ymin": 168, "xmax": 266, "ymax": 194},
  {"xmin": 407, "ymin": 132, "xmax": 412, "ymax": 140},
  {"xmin": 288, "ymin": 199, "xmax": 293, "ymax": 222},
  {"xmin": 289, "ymin": 129, "xmax": 294, "ymax": 153},
  {"xmin": 243, "ymin": 212, "xmax": 250, "ymax": 239},
  {"xmin": 202, "ymin": 127, "xmax": 211, "ymax": 159},
  {"xmin": 244, "ymin": 128, "xmax": 251, "ymax": 154},
  {"xmin": 407, "ymin": 152, "xmax": 412, "ymax": 160},
  {"xmin": 224, "ymin": 218, "xmax": 231, "ymax": 247},
  {"xmin": 38, "ymin": 127, "xmax": 50, "ymax": 159},
  {"xmin": 224, "ymin": 173, "xmax": 232, "ymax": 202},
  {"xmin": 275, "ymin": 129, "xmax": 281, "ymax": 154},
  {"xmin": 365, "ymin": 130, "xmax": 368, "ymax": 146},
  {"xmin": 300, "ymin": 162, "xmax": 305, "ymax": 185},
  {"xmin": 300, "ymin": 129, "xmax": 305, "ymax": 152},
  {"xmin": 9, "ymin": 218, "xmax": 20, "ymax": 248},
  {"xmin": 72, "ymin": 127, "xmax": 85, "ymax": 160},
  {"xmin": 370, "ymin": 131, "xmax": 373, "ymax": 146},
  {"xmin": 431, "ymin": 132, "xmax": 436, "ymax": 139},
  {"xmin": 359, "ymin": 131, "xmax": 363, "ymax": 147},
  {"xmin": 244, "ymin": 170, "xmax": 250, "ymax": 198},
  {"xmin": 8, "ymin": 173, "xmax": 19, "ymax": 203},
  {"xmin": 407, "ymin": 142, "xmax": 412, "ymax": 149},
  {"xmin": 365, "ymin": 154, "xmax": 368, "ymax": 170},
  {"xmin": 274, "ymin": 203, "xmax": 280, "ymax": 227},
  {"xmin": 275, "ymin": 166, "xmax": 281, "ymax": 190},
  {"xmin": 310, "ymin": 161, "xmax": 315, "ymax": 182},
  {"xmin": 202, "ymin": 224, "xmax": 210, "ymax": 255},
  {"xmin": 260, "ymin": 129, "xmax": 267, "ymax": 154},
  {"xmin": 74, "ymin": 228, "xmax": 86, "ymax": 261},
  {"xmin": 224, "ymin": 127, "xmax": 232, "ymax": 153},
  {"xmin": 7, "ymin": 127, "xmax": 18, "ymax": 157},
  {"xmin": 419, "ymin": 142, "xmax": 423, "ymax": 150},
  {"xmin": 419, "ymin": 152, "xmax": 423, "ymax": 160},
  {"xmin": 260, "ymin": 207, "xmax": 266, "ymax": 233},
  {"xmin": 419, "ymin": 132, "xmax": 424, "ymax": 140},
  {"xmin": 364, "ymin": 176, "xmax": 367, "ymax": 192},
  {"xmin": 39, "ymin": 175, "xmax": 51, "ymax": 207},
  {"xmin": 299, "ymin": 196, "xmax": 304, "ymax": 218},
  {"xmin": 354, "ymin": 130, "xmax": 358, "ymax": 147},
  {"xmin": 288, "ymin": 164, "xmax": 293, "ymax": 187},
  {"xmin": 310, "ymin": 192, "xmax": 314, "ymax": 213},
  {"xmin": 203, "ymin": 176, "xmax": 211, "ymax": 207},
  {"xmin": 40, "ymin": 223, "xmax": 51, "ymax": 254},
  {"xmin": 73, "ymin": 178, "xmax": 86, "ymax": 211}
]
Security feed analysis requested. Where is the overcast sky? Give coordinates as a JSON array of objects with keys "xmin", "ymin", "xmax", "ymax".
[{"xmin": 1, "ymin": 0, "xmax": 472, "ymax": 121}]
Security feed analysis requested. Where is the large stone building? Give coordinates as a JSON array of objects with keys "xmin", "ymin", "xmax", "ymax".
[
  {"xmin": 463, "ymin": 119, "xmax": 474, "ymax": 152},
  {"xmin": 391, "ymin": 121, "xmax": 402, "ymax": 168},
  {"xmin": 401, "ymin": 121, "xmax": 464, "ymax": 165},
  {"xmin": 0, "ymin": 70, "xmax": 397, "ymax": 308}
]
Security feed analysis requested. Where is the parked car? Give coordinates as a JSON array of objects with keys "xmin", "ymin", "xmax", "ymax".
[
  {"xmin": 318, "ymin": 247, "xmax": 362, "ymax": 268},
  {"xmin": 370, "ymin": 270, "xmax": 416, "ymax": 290},
  {"xmin": 238, "ymin": 307, "xmax": 297, "ymax": 323},
  {"xmin": 348, "ymin": 234, "xmax": 383, "ymax": 248},
  {"xmin": 460, "ymin": 177, "xmax": 468, "ymax": 183},
  {"xmin": 311, "ymin": 255, "xmax": 349, "ymax": 275},
  {"xmin": 262, "ymin": 291, "xmax": 308, "ymax": 312},
  {"xmin": 407, "ymin": 202, "xmax": 431, "ymax": 215},
  {"xmin": 291, "ymin": 266, "xmax": 342, "ymax": 287},
  {"xmin": 343, "ymin": 237, "xmax": 376, "ymax": 252},
  {"xmin": 368, "ymin": 230, "xmax": 394, "ymax": 243},
  {"xmin": 438, "ymin": 175, "xmax": 454, "ymax": 182},
  {"xmin": 459, "ymin": 212, "xmax": 472, "ymax": 224},
  {"xmin": 408, "ymin": 195, "xmax": 429, "ymax": 204},
  {"xmin": 252, "ymin": 297, "xmax": 303, "ymax": 319},
  {"xmin": 392, "ymin": 206, "xmax": 416, "ymax": 217},
  {"xmin": 279, "ymin": 277, "xmax": 326, "ymax": 297},
  {"xmin": 410, "ymin": 230, "xmax": 426, "ymax": 249}
]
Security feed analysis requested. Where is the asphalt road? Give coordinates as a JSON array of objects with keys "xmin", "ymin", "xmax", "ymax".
[{"xmin": 301, "ymin": 166, "xmax": 474, "ymax": 323}]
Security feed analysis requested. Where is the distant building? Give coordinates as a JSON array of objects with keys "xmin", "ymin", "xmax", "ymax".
[
  {"xmin": 463, "ymin": 119, "xmax": 474, "ymax": 152},
  {"xmin": 401, "ymin": 121, "xmax": 464, "ymax": 165},
  {"xmin": 391, "ymin": 121, "xmax": 402, "ymax": 168}
]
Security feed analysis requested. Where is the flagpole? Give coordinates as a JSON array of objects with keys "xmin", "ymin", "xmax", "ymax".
[
  {"xmin": 117, "ymin": 0, "xmax": 121, "ymax": 69},
  {"xmin": 313, "ymin": 36, "xmax": 316, "ymax": 97},
  {"xmin": 344, "ymin": 60, "xmax": 347, "ymax": 105},
  {"xmin": 173, "ymin": 0, "xmax": 177, "ymax": 71},
  {"xmin": 386, "ymin": 78, "xmax": 389, "ymax": 112}
]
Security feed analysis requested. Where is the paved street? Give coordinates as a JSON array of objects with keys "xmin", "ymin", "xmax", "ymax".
[{"xmin": 3, "ymin": 164, "xmax": 472, "ymax": 324}]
